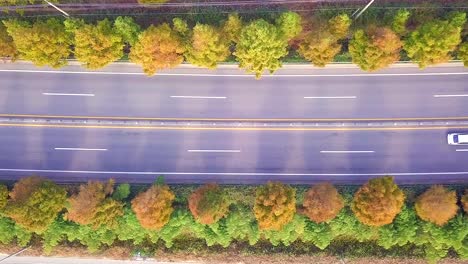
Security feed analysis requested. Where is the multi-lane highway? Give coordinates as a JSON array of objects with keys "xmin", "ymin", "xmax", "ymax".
[{"xmin": 0, "ymin": 62, "xmax": 467, "ymax": 184}]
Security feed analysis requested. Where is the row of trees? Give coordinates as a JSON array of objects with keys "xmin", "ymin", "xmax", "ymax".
[
  {"xmin": 0, "ymin": 176, "xmax": 467, "ymax": 262},
  {"xmin": 0, "ymin": 11, "xmax": 467, "ymax": 78}
]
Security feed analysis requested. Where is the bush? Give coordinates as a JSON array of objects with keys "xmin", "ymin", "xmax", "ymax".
[
  {"xmin": 254, "ymin": 182, "xmax": 296, "ymax": 230},
  {"xmin": 351, "ymin": 176, "xmax": 405, "ymax": 227},
  {"xmin": 276, "ymin": 11, "xmax": 302, "ymax": 40},
  {"xmin": 189, "ymin": 183, "xmax": 231, "ymax": 225},
  {"xmin": 4, "ymin": 176, "xmax": 67, "ymax": 233},
  {"xmin": 112, "ymin": 183, "xmax": 131, "ymax": 201},
  {"xmin": 392, "ymin": 9, "xmax": 411, "ymax": 35},
  {"xmin": 462, "ymin": 189, "xmax": 468, "ymax": 213},
  {"xmin": 131, "ymin": 184, "xmax": 175, "ymax": 230},
  {"xmin": 302, "ymin": 183, "xmax": 344, "ymax": 223},
  {"xmin": 0, "ymin": 23, "xmax": 17, "ymax": 61},
  {"xmin": 0, "ymin": 185, "xmax": 7, "ymax": 210},
  {"xmin": 349, "ymin": 27, "xmax": 402, "ymax": 71},
  {"xmin": 459, "ymin": 42, "xmax": 468, "ymax": 67},
  {"xmin": 129, "ymin": 23, "xmax": 185, "ymax": 76},
  {"xmin": 222, "ymin": 13, "xmax": 242, "ymax": 43},
  {"xmin": 328, "ymin": 14, "xmax": 351, "ymax": 39},
  {"xmin": 415, "ymin": 185, "xmax": 458, "ymax": 226}
]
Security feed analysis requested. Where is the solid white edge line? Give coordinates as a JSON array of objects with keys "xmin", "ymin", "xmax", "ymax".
[
  {"xmin": 320, "ymin": 150, "xmax": 375, "ymax": 153},
  {"xmin": 0, "ymin": 168, "xmax": 466, "ymax": 176},
  {"xmin": 43, "ymin": 93, "xmax": 95, "ymax": 97},
  {"xmin": 304, "ymin": 96, "xmax": 357, "ymax": 99},
  {"xmin": 455, "ymin": 149, "xmax": 468, "ymax": 152},
  {"xmin": 188, "ymin": 149, "xmax": 241, "ymax": 153},
  {"xmin": 171, "ymin": 96, "xmax": 227, "ymax": 99},
  {"xmin": 1, "ymin": 69, "xmax": 468, "ymax": 77},
  {"xmin": 434, "ymin": 94, "xmax": 468, "ymax": 98},
  {"xmin": 54, "ymin": 148, "xmax": 107, "ymax": 151}
]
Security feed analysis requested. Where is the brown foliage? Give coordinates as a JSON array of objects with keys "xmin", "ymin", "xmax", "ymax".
[
  {"xmin": 131, "ymin": 185, "xmax": 175, "ymax": 230},
  {"xmin": 351, "ymin": 176, "xmax": 405, "ymax": 226},
  {"xmin": 462, "ymin": 189, "xmax": 468, "ymax": 214},
  {"xmin": 302, "ymin": 183, "xmax": 344, "ymax": 223},
  {"xmin": 8, "ymin": 175, "xmax": 43, "ymax": 203},
  {"xmin": 253, "ymin": 181, "xmax": 296, "ymax": 230},
  {"xmin": 415, "ymin": 185, "xmax": 458, "ymax": 226},
  {"xmin": 189, "ymin": 183, "xmax": 230, "ymax": 225}
]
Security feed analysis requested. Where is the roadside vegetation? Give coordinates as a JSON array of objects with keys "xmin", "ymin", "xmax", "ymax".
[
  {"xmin": 0, "ymin": 176, "xmax": 467, "ymax": 263},
  {"xmin": 0, "ymin": 8, "xmax": 467, "ymax": 78}
]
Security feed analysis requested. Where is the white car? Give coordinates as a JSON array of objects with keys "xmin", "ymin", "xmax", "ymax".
[{"xmin": 447, "ymin": 133, "xmax": 468, "ymax": 145}]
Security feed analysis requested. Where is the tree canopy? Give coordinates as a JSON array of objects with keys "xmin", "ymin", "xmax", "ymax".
[
  {"xmin": 3, "ymin": 18, "xmax": 71, "ymax": 68},
  {"xmin": 351, "ymin": 176, "xmax": 405, "ymax": 226},
  {"xmin": 234, "ymin": 19, "xmax": 288, "ymax": 78},
  {"xmin": 302, "ymin": 183, "xmax": 344, "ymax": 223},
  {"xmin": 392, "ymin": 9, "xmax": 411, "ymax": 35},
  {"xmin": 223, "ymin": 13, "xmax": 242, "ymax": 43},
  {"xmin": 129, "ymin": 23, "xmax": 185, "ymax": 76},
  {"xmin": 0, "ymin": 23, "xmax": 17, "ymax": 61},
  {"xmin": 188, "ymin": 183, "xmax": 231, "ymax": 225},
  {"xmin": 113, "ymin": 16, "xmax": 141, "ymax": 46},
  {"xmin": 458, "ymin": 42, "xmax": 468, "ymax": 67},
  {"xmin": 0, "ymin": 185, "xmax": 7, "ymax": 210},
  {"xmin": 73, "ymin": 19, "xmax": 124, "ymax": 69},
  {"xmin": 328, "ymin": 13, "xmax": 351, "ymax": 39},
  {"xmin": 415, "ymin": 185, "xmax": 458, "ymax": 226},
  {"xmin": 276, "ymin": 11, "xmax": 302, "ymax": 40},
  {"xmin": 462, "ymin": 189, "xmax": 468, "ymax": 213},
  {"xmin": 254, "ymin": 182, "xmax": 296, "ymax": 230}
]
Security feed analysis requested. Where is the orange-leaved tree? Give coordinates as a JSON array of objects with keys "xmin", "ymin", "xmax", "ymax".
[
  {"xmin": 415, "ymin": 185, "xmax": 458, "ymax": 226},
  {"xmin": 65, "ymin": 179, "xmax": 124, "ymax": 229},
  {"xmin": 302, "ymin": 182, "xmax": 344, "ymax": 223},
  {"xmin": 189, "ymin": 183, "xmax": 231, "ymax": 225},
  {"xmin": 351, "ymin": 176, "xmax": 405, "ymax": 226},
  {"xmin": 131, "ymin": 184, "xmax": 175, "ymax": 230},
  {"xmin": 253, "ymin": 181, "xmax": 296, "ymax": 230}
]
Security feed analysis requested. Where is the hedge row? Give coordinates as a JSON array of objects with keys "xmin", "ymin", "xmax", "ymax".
[
  {"xmin": 0, "ymin": 176, "xmax": 467, "ymax": 263},
  {"xmin": 0, "ymin": 10, "xmax": 467, "ymax": 78}
]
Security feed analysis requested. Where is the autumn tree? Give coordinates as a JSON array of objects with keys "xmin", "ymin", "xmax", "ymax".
[
  {"xmin": 113, "ymin": 16, "xmax": 141, "ymax": 46},
  {"xmin": 459, "ymin": 42, "xmax": 468, "ymax": 67},
  {"xmin": 392, "ymin": 9, "xmax": 411, "ymax": 35},
  {"xmin": 462, "ymin": 189, "xmax": 468, "ymax": 213},
  {"xmin": 234, "ymin": 19, "xmax": 288, "ymax": 78},
  {"xmin": 302, "ymin": 183, "xmax": 344, "ymax": 223},
  {"xmin": 4, "ymin": 176, "xmax": 67, "ymax": 233},
  {"xmin": 404, "ymin": 12, "xmax": 466, "ymax": 68},
  {"xmin": 299, "ymin": 31, "xmax": 341, "ymax": 67},
  {"xmin": 223, "ymin": 13, "xmax": 242, "ymax": 43},
  {"xmin": 415, "ymin": 185, "xmax": 458, "ymax": 226},
  {"xmin": 276, "ymin": 11, "xmax": 302, "ymax": 40},
  {"xmin": 254, "ymin": 181, "xmax": 296, "ymax": 230},
  {"xmin": 3, "ymin": 18, "xmax": 71, "ymax": 68},
  {"xmin": 129, "ymin": 23, "xmax": 185, "ymax": 76},
  {"xmin": 349, "ymin": 27, "xmax": 402, "ymax": 71},
  {"xmin": 351, "ymin": 176, "xmax": 405, "ymax": 227},
  {"xmin": 188, "ymin": 183, "xmax": 231, "ymax": 225},
  {"xmin": 0, "ymin": 24, "xmax": 17, "ymax": 61},
  {"xmin": 73, "ymin": 19, "xmax": 124, "ymax": 69},
  {"xmin": 328, "ymin": 13, "xmax": 351, "ymax": 39},
  {"xmin": 0, "ymin": 185, "xmax": 7, "ymax": 210},
  {"xmin": 185, "ymin": 24, "xmax": 230, "ymax": 69},
  {"xmin": 131, "ymin": 184, "xmax": 175, "ymax": 230},
  {"xmin": 65, "ymin": 180, "xmax": 124, "ymax": 229}
]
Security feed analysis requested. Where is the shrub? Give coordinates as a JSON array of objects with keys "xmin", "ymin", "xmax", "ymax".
[
  {"xmin": 0, "ymin": 185, "xmax": 7, "ymax": 210},
  {"xmin": 276, "ymin": 11, "xmax": 302, "ymax": 40},
  {"xmin": 4, "ymin": 176, "xmax": 66, "ymax": 233},
  {"xmin": 302, "ymin": 183, "xmax": 344, "ymax": 223},
  {"xmin": 349, "ymin": 27, "xmax": 402, "ymax": 71},
  {"xmin": 459, "ymin": 42, "xmax": 468, "ymax": 67},
  {"xmin": 129, "ymin": 24, "xmax": 185, "ymax": 76},
  {"xmin": 253, "ymin": 182, "xmax": 296, "ymax": 230},
  {"xmin": 392, "ymin": 9, "xmax": 411, "ymax": 35},
  {"xmin": 462, "ymin": 189, "xmax": 468, "ymax": 213},
  {"xmin": 189, "ymin": 183, "xmax": 231, "ymax": 225},
  {"xmin": 172, "ymin": 18, "xmax": 189, "ymax": 35},
  {"xmin": 234, "ymin": 19, "xmax": 288, "ymax": 78},
  {"xmin": 0, "ymin": 23, "xmax": 17, "ymax": 61},
  {"xmin": 65, "ymin": 180, "xmax": 124, "ymax": 229},
  {"xmin": 223, "ymin": 13, "xmax": 242, "ymax": 43},
  {"xmin": 112, "ymin": 183, "xmax": 131, "ymax": 201},
  {"xmin": 328, "ymin": 14, "xmax": 351, "ymax": 39},
  {"xmin": 73, "ymin": 19, "xmax": 124, "ymax": 69},
  {"xmin": 131, "ymin": 184, "xmax": 175, "ymax": 230},
  {"xmin": 351, "ymin": 176, "xmax": 405, "ymax": 226},
  {"xmin": 415, "ymin": 185, "xmax": 458, "ymax": 226},
  {"xmin": 3, "ymin": 18, "xmax": 71, "ymax": 68}
]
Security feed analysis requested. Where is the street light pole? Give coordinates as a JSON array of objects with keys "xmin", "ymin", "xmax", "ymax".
[
  {"xmin": 353, "ymin": 0, "xmax": 375, "ymax": 19},
  {"xmin": 43, "ymin": 0, "xmax": 69, "ymax": 17}
]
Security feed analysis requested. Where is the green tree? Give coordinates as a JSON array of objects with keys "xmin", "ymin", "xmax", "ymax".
[
  {"xmin": 172, "ymin": 17, "xmax": 189, "ymax": 36},
  {"xmin": 404, "ymin": 12, "xmax": 466, "ymax": 68},
  {"xmin": 254, "ymin": 182, "xmax": 296, "ymax": 230},
  {"xmin": 185, "ymin": 24, "xmax": 230, "ymax": 69},
  {"xmin": 0, "ymin": 23, "xmax": 17, "ymax": 61},
  {"xmin": 234, "ymin": 19, "xmax": 288, "ymax": 78},
  {"xmin": 113, "ymin": 16, "xmax": 141, "ymax": 46},
  {"xmin": 0, "ymin": 185, "xmax": 7, "ymax": 210},
  {"xmin": 458, "ymin": 42, "xmax": 468, "ymax": 67},
  {"xmin": 392, "ymin": 9, "xmax": 411, "ymax": 35},
  {"xmin": 4, "ymin": 176, "xmax": 67, "ymax": 233},
  {"xmin": 302, "ymin": 183, "xmax": 344, "ymax": 223},
  {"xmin": 328, "ymin": 13, "xmax": 351, "ymax": 39},
  {"xmin": 276, "ymin": 11, "xmax": 302, "ymax": 40},
  {"xmin": 223, "ymin": 13, "xmax": 242, "ymax": 43},
  {"xmin": 188, "ymin": 183, "xmax": 231, "ymax": 225},
  {"xmin": 351, "ymin": 176, "xmax": 405, "ymax": 227},
  {"xmin": 130, "ymin": 24, "xmax": 185, "ymax": 76},
  {"xmin": 112, "ymin": 183, "xmax": 130, "ymax": 201},
  {"xmin": 3, "ymin": 18, "xmax": 71, "ymax": 68},
  {"xmin": 349, "ymin": 27, "xmax": 402, "ymax": 71},
  {"xmin": 415, "ymin": 185, "xmax": 458, "ymax": 226},
  {"xmin": 73, "ymin": 19, "xmax": 124, "ymax": 69},
  {"xmin": 298, "ymin": 31, "xmax": 342, "ymax": 67}
]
